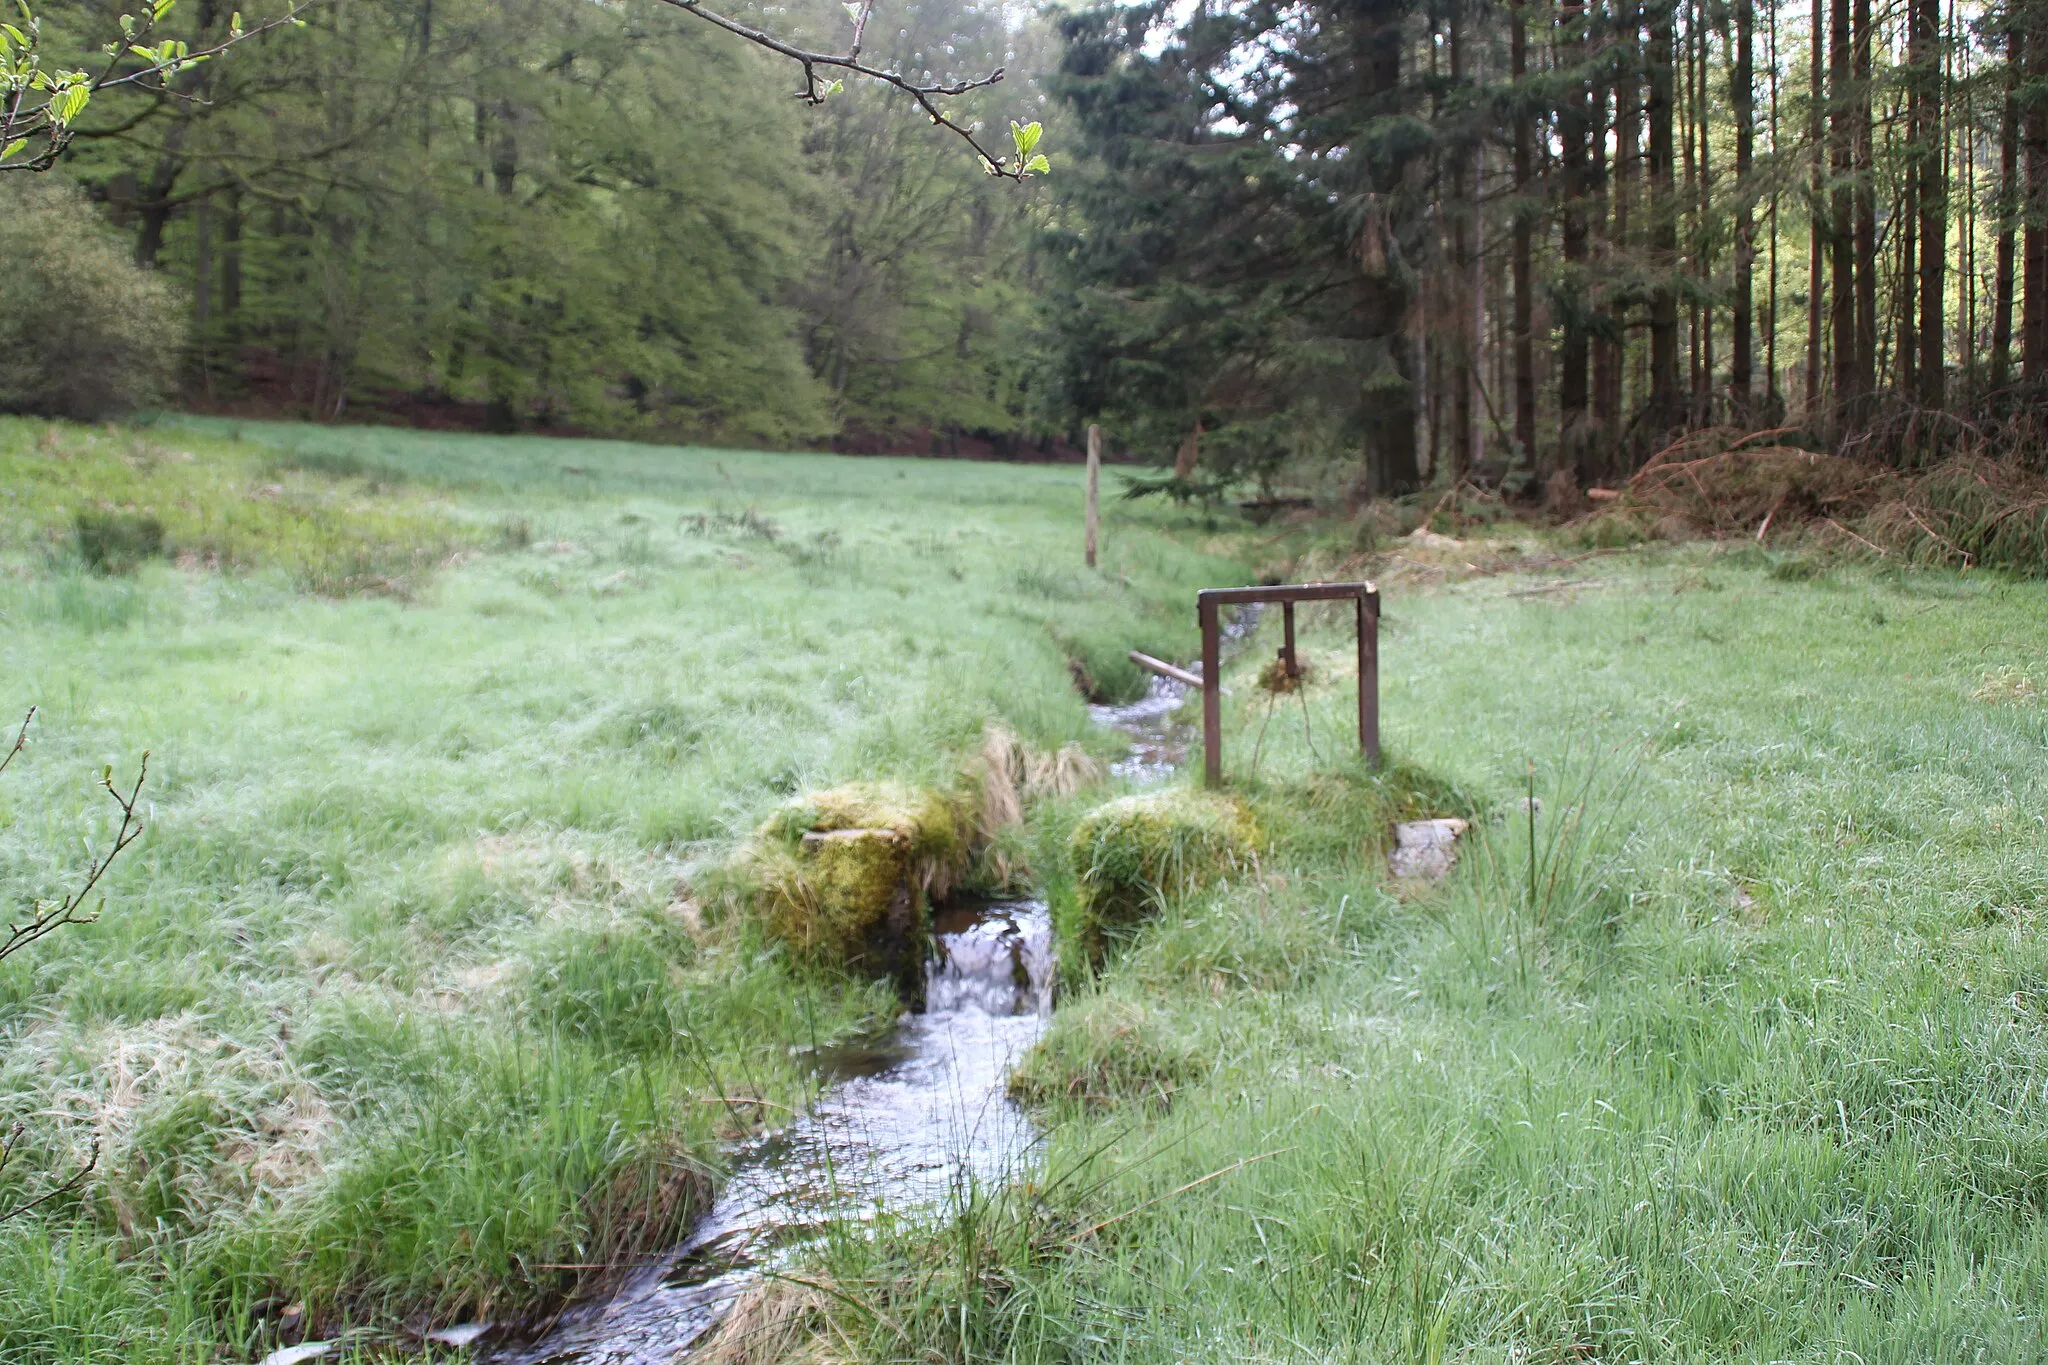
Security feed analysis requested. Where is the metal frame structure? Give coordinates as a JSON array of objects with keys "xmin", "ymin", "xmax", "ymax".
[
  {"xmin": 1199, "ymin": 582, "xmax": 1381, "ymax": 786},
  {"xmin": 1127, "ymin": 581, "xmax": 1381, "ymax": 786}
]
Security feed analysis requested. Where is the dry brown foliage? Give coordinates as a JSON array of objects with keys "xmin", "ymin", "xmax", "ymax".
[
  {"xmin": 692, "ymin": 1276, "xmax": 851, "ymax": 1365},
  {"xmin": 1579, "ymin": 427, "xmax": 2048, "ymax": 574},
  {"xmin": 978, "ymin": 724, "xmax": 1103, "ymax": 834},
  {"xmin": 1622, "ymin": 445, "xmax": 1895, "ymax": 538}
]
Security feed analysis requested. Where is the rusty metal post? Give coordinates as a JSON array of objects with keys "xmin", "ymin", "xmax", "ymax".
[
  {"xmin": 1281, "ymin": 601, "xmax": 1297, "ymax": 677},
  {"xmin": 1199, "ymin": 597, "xmax": 1222, "ymax": 787},
  {"xmin": 1358, "ymin": 587, "xmax": 1380, "ymax": 767}
]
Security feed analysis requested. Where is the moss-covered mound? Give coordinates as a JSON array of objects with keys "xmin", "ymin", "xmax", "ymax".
[
  {"xmin": 1065, "ymin": 788, "xmax": 1258, "ymax": 964},
  {"xmin": 1006, "ymin": 994, "xmax": 1203, "ymax": 1113},
  {"xmin": 741, "ymin": 783, "xmax": 973, "ymax": 974}
]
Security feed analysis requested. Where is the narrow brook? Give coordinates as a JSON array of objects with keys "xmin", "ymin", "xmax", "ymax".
[
  {"xmin": 486, "ymin": 618, "xmax": 1251, "ymax": 1363},
  {"xmin": 487, "ymin": 903, "xmax": 1056, "ymax": 1364},
  {"xmin": 1090, "ymin": 603, "xmax": 1260, "ymax": 785}
]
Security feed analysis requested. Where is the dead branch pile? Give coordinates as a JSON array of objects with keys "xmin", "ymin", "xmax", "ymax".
[
  {"xmin": 1620, "ymin": 445, "xmax": 1896, "ymax": 539},
  {"xmin": 1585, "ymin": 434, "xmax": 2048, "ymax": 575},
  {"xmin": 1862, "ymin": 454, "xmax": 2048, "ymax": 571}
]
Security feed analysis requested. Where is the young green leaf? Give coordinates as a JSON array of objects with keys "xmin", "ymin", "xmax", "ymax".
[
  {"xmin": 1, "ymin": 136, "xmax": 26, "ymax": 160},
  {"xmin": 1010, "ymin": 120, "xmax": 1041, "ymax": 158},
  {"xmin": 1023, "ymin": 152, "xmax": 1050, "ymax": 176}
]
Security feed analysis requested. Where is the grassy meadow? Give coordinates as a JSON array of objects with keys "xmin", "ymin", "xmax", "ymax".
[
  {"xmin": 798, "ymin": 544, "xmax": 2048, "ymax": 1364},
  {"xmin": 9, "ymin": 413, "xmax": 2048, "ymax": 1365},
  {"xmin": 0, "ymin": 415, "xmax": 1242, "ymax": 1360}
]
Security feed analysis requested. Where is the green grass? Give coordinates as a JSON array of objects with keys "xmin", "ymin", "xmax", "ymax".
[
  {"xmin": 16, "ymin": 418, "xmax": 2048, "ymax": 1363},
  {"xmin": 3, "ymin": 418, "xmax": 477, "ymax": 597},
  {"xmin": 0, "ymin": 416, "xmax": 1246, "ymax": 1361},
  {"xmin": 807, "ymin": 546, "xmax": 2048, "ymax": 1364}
]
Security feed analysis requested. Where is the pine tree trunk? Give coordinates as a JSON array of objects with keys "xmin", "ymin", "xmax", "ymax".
[
  {"xmin": 1994, "ymin": 24, "xmax": 2020, "ymax": 386},
  {"xmin": 1560, "ymin": 0, "xmax": 1592, "ymax": 474},
  {"xmin": 1449, "ymin": 8, "xmax": 1477, "ymax": 482},
  {"xmin": 1511, "ymin": 0, "xmax": 1537, "ymax": 471},
  {"xmin": 2026, "ymin": 9, "xmax": 2048, "ymax": 382},
  {"xmin": 1829, "ymin": 0, "xmax": 1860, "ymax": 417},
  {"xmin": 1853, "ymin": 0, "xmax": 1877, "ymax": 407},
  {"xmin": 1732, "ymin": 0, "xmax": 1755, "ymax": 411},
  {"xmin": 1695, "ymin": 8, "xmax": 1714, "ymax": 424},
  {"xmin": 1646, "ymin": 0, "xmax": 1683, "ymax": 433},
  {"xmin": 1900, "ymin": 176, "xmax": 1919, "ymax": 394},
  {"xmin": 1605, "ymin": 0, "xmax": 1642, "ymax": 443},
  {"xmin": 1807, "ymin": 0, "xmax": 1827, "ymax": 412},
  {"xmin": 1914, "ymin": 0, "xmax": 1945, "ymax": 406}
]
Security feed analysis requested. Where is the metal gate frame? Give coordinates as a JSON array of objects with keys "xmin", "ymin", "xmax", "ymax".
[{"xmin": 1196, "ymin": 582, "xmax": 1379, "ymax": 787}]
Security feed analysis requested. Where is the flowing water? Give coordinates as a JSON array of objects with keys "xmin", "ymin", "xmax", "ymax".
[
  {"xmin": 1089, "ymin": 604, "xmax": 1261, "ymax": 784},
  {"xmin": 1090, "ymin": 675, "xmax": 1194, "ymax": 783},
  {"xmin": 484, "ymin": 902, "xmax": 1056, "ymax": 1365},
  {"xmin": 480, "ymin": 622, "xmax": 1246, "ymax": 1364}
]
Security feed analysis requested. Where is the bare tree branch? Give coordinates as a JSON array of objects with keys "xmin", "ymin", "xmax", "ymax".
[
  {"xmin": 654, "ymin": 0, "xmax": 1043, "ymax": 180},
  {"xmin": 0, "ymin": 1126, "xmax": 99, "ymax": 1225},
  {"xmin": 0, "ymin": 710, "xmax": 144, "ymax": 1225},
  {"xmin": 0, "ymin": 708, "xmax": 32, "ymax": 783},
  {"xmin": 1, "ymin": 740, "xmax": 149, "ymax": 966}
]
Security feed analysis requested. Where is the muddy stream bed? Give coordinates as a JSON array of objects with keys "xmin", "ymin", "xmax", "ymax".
[{"xmin": 476, "ymin": 645, "xmax": 1224, "ymax": 1364}]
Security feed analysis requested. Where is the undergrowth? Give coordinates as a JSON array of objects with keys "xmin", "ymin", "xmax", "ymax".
[{"xmin": 1, "ymin": 417, "xmax": 477, "ymax": 596}]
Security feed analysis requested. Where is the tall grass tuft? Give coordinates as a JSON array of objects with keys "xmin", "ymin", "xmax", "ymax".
[
  {"xmin": 72, "ymin": 510, "xmax": 166, "ymax": 574},
  {"xmin": 1443, "ymin": 744, "xmax": 1640, "ymax": 985}
]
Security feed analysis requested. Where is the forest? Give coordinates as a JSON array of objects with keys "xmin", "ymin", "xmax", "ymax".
[
  {"xmin": 12, "ymin": 0, "xmax": 1060, "ymax": 450},
  {"xmin": 11, "ymin": 0, "xmax": 2048, "ymax": 494}
]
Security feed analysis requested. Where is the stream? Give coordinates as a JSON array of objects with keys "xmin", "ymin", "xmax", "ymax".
[
  {"xmin": 480, "ymin": 619, "xmax": 1251, "ymax": 1365},
  {"xmin": 483, "ymin": 902, "xmax": 1055, "ymax": 1364}
]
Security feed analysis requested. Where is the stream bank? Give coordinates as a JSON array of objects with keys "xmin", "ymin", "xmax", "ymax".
[{"xmin": 480, "ymin": 659, "xmax": 1227, "ymax": 1363}]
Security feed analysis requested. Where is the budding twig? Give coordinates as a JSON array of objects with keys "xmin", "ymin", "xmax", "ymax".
[{"xmin": 660, "ymin": 0, "xmax": 1029, "ymax": 179}]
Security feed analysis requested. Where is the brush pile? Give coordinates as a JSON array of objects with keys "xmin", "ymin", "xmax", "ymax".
[{"xmin": 1585, "ymin": 427, "xmax": 2048, "ymax": 575}]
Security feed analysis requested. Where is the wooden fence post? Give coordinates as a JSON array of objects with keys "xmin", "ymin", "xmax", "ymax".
[{"xmin": 1085, "ymin": 424, "xmax": 1101, "ymax": 569}]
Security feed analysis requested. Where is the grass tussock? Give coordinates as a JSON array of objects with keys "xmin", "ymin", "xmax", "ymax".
[
  {"xmin": 728, "ymin": 783, "xmax": 972, "ymax": 971},
  {"xmin": 1064, "ymin": 789, "xmax": 1259, "ymax": 968},
  {"xmin": 729, "ymin": 730, "xmax": 1112, "ymax": 971},
  {"xmin": 695, "ymin": 1275, "xmax": 849, "ymax": 1365},
  {"xmin": 1006, "ymin": 991, "xmax": 1206, "ymax": 1111}
]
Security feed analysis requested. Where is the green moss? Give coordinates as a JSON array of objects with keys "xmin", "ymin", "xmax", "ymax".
[
  {"xmin": 1065, "ymin": 788, "xmax": 1258, "ymax": 968},
  {"xmin": 742, "ymin": 782, "xmax": 973, "ymax": 970}
]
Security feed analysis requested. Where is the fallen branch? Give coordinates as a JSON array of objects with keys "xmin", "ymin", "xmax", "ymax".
[{"xmin": 1823, "ymin": 517, "xmax": 1887, "ymax": 556}]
